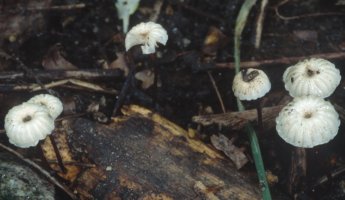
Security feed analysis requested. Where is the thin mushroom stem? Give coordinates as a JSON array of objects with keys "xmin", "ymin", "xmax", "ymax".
[
  {"xmin": 112, "ymin": 52, "xmax": 136, "ymax": 117},
  {"xmin": 288, "ymin": 147, "xmax": 307, "ymax": 195},
  {"xmin": 48, "ymin": 134, "xmax": 67, "ymax": 173},
  {"xmin": 255, "ymin": 100, "xmax": 263, "ymax": 130},
  {"xmin": 149, "ymin": 54, "xmax": 159, "ymax": 107}
]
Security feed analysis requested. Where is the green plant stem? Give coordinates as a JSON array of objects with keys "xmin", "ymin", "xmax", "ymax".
[{"xmin": 234, "ymin": 0, "xmax": 272, "ymax": 199}]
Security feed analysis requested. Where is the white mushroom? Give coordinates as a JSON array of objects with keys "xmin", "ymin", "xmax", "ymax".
[
  {"xmin": 5, "ymin": 103, "xmax": 55, "ymax": 148},
  {"xmin": 27, "ymin": 94, "xmax": 63, "ymax": 119},
  {"xmin": 232, "ymin": 68, "xmax": 271, "ymax": 101},
  {"xmin": 125, "ymin": 21, "xmax": 168, "ymax": 54},
  {"xmin": 276, "ymin": 96, "xmax": 340, "ymax": 148},
  {"xmin": 283, "ymin": 58, "xmax": 341, "ymax": 98}
]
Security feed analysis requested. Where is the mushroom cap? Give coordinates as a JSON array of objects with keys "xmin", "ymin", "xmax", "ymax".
[
  {"xmin": 232, "ymin": 68, "xmax": 271, "ymax": 101},
  {"xmin": 276, "ymin": 96, "xmax": 340, "ymax": 148},
  {"xmin": 5, "ymin": 102, "xmax": 55, "ymax": 148},
  {"xmin": 125, "ymin": 21, "xmax": 168, "ymax": 54},
  {"xmin": 283, "ymin": 58, "xmax": 341, "ymax": 98},
  {"xmin": 27, "ymin": 94, "xmax": 63, "ymax": 119}
]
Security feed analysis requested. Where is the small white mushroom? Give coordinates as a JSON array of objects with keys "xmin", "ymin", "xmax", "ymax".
[
  {"xmin": 5, "ymin": 103, "xmax": 55, "ymax": 148},
  {"xmin": 27, "ymin": 94, "xmax": 63, "ymax": 119},
  {"xmin": 276, "ymin": 96, "xmax": 340, "ymax": 148},
  {"xmin": 125, "ymin": 21, "xmax": 168, "ymax": 54},
  {"xmin": 283, "ymin": 58, "xmax": 341, "ymax": 98},
  {"xmin": 232, "ymin": 68, "xmax": 271, "ymax": 101}
]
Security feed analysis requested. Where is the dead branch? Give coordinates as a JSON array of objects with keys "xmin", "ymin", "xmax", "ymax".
[
  {"xmin": 216, "ymin": 52, "xmax": 345, "ymax": 69},
  {"xmin": 207, "ymin": 71, "xmax": 226, "ymax": 113},
  {"xmin": 192, "ymin": 105, "xmax": 283, "ymax": 129},
  {"xmin": 0, "ymin": 69, "xmax": 123, "ymax": 81},
  {"xmin": 26, "ymin": 3, "xmax": 86, "ymax": 11}
]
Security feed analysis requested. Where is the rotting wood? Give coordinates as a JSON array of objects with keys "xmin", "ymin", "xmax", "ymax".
[
  {"xmin": 68, "ymin": 105, "xmax": 261, "ymax": 200},
  {"xmin": 193, "ymin": 105, "xmax": 284, "ymax": 130}
]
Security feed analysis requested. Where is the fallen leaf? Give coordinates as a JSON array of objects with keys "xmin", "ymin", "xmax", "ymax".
[
  {"xmin": 202, "ymin": 26, "xmax": 228, "ymax": 55},
  {"xmin": 109, "ymin": 52, "xmax": 129, "ymax": 76},
  {"xmin": 42, "ymin": 43, "xmax": 78, "ymax": 70},
  {"xmin": 135, "ymin": 69, "xmax": 155, "ymax": 89},
  {"xmin": 210, "ymin": 134, "xmax": 248, "ymax": 169}
]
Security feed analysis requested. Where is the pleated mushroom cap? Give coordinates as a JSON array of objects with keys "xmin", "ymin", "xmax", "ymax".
[
  {"xmin": 4, "ymin": 102, "xmax": 55, "ymax": 148},
  {"xmin": 232, "ymin": 68, "xmax": 271, "ymax": 101},
  {"xmin": 125, "ymin": 21, "xmax": 168, "ymax": 54},
  {"xmin": 27, "ymin": 94, "xmax": 63, "ymax": 119},
  {"xmin": 283, "ymin": 58, "xmax": 341, "ymax": 98},
  {"xmin": 276, "ymin": 96, "xmax": 340, "ymax": 148}
]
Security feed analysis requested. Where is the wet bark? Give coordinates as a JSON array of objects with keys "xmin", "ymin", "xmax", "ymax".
[{"xmin": 69, "ymin": 105, "xmax": 261, "ymax": 200}]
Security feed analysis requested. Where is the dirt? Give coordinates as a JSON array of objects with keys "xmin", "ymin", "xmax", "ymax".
[{"xmin": 1, "ymin": 0, "xmax": 345, "ymax": 199}]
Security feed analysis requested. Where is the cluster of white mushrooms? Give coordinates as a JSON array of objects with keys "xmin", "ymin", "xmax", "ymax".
[
  {"xmin": 232, "ymin": 58, "xmax": 341, "ymax": 148},
  {"xmin": 276, "ymin": 58, "xmax": 341, "ymax": 148},
  {"xmin": 4, "ymin": 94, "xmax": 63, "ymax": 148}
]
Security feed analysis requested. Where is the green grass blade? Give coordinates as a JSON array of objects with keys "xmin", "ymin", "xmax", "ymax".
[{"xmin": 234, "ymin": 1, "xmax": 272, "ymax": 199}]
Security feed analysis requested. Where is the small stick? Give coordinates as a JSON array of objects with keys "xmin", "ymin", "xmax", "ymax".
[
  {"xmin": 26, "ymin": 3, "xmax": 86, "ymax": 11},
  {"xmin": 207, "ymin": 71, "xmax": 226, "ymax": 113},
  {"xmin": 216, "ymin": 52, "xmax": 345, "ymax": 69},
  {"xmin": 48, "ymin": 134, "xmax": 67, "ymax": 173},
  {"xmin": 273, "ymin": 0, "xmax": 345, "ymax": 21},
  {"xmin": 312, "ymin": 165, "xmax": 345, "ymax": 188},
  {"xmin": 0, "ymin": 69, "xmax": 122, "ymax": 81},
  {"xmin": 0, "ymin": 142, "xmax": 77, "ymax": 200}
]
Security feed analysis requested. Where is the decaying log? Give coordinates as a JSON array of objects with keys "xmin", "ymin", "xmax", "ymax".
[
  {"xmin": 69, "ymin": 105, "xmax": 261, "ymax": 199},
  {"xmin": 192, "ymin": 105, "xmax": 284, "ymax": 130}
]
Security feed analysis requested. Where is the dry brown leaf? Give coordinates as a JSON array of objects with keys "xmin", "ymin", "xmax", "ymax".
[
  {"xmin": 109, "ymin": 52, "xmax": 129, "ymax": 76},
  {"xmin": 202, "ymin": 26, "xmax": 228, "ymax": 55},
  {"xmin": 210, "ymin": 134, "xmax": 248, "ymax": 169},
  {"xmin": 42, "ymin": 43, "xmax": 78, "ymax": 70},
  {"xmin": 135, "ymin": 69, "xmax": 155, "ymax": 89}
]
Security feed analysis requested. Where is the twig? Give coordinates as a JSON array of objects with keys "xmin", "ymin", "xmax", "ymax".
[
  {"xmin": 0, "ymin": 79, "xmax": 118, "ymax": 94},
  {"xmin": 216, "ymin": 52, "xmax": 345, "ymax": 69},
  {"xmin": 0, "ymin": 69, "xmax": 122, "ymax": 81},
  {"xmin": 26, "ymin": 3, "xmax": 86, "ymax": 11},
  {"xmin": 312, "ymin": 165, "xmax": 345, "ymax": 188},
  {"xmin": 48, "ymin": 134, "xmax": 67, "ymax": 173},
  {"xmin": 207, "ymin": 71, "xmax": 226, "ymax": 113},
  {"xmin": 254, "ymin": 0, "xmax": 268, "ymax": 48},
  {"xmin": 273, "ymin": 0, "xmax": 345, "ymax": 21},
  {"xmin": 0, "ymin": 142, "xmax": 77, "ymax": 200},
  {"xmin": 193, "ymin": 105, "xmax": 283, "ymax": 128},
  {"xmin": 13, "ymin": 57, "xmax": 49, "ymax": 93}
]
